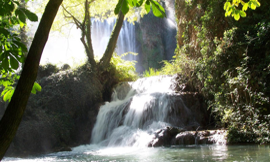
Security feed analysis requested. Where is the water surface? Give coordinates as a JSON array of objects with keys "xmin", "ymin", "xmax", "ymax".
[{"xmin": 4, "ymin": 144, "xmax": 270, "ymax": 162}]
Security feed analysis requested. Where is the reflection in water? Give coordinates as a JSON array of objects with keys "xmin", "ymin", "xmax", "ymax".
[{"xmin": 3, "ymin": 145, "xmax": 270, "ymax": 162}]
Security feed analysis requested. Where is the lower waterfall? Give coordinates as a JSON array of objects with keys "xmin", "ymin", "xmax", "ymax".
[{"xmin": 91, "ymin": 75, "xmax": 200, "ymax": 147}]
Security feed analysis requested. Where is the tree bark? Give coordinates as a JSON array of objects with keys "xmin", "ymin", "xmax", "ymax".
[
  {"xmin": 0, "ymin": 0, "xmax": 63, "ymax": 160},
  {"xmin": 99, "ymin": 11, "xmax": 125, "ymax": 69},
  {"xmin": 81, "ymin": 0, "xmax": 96, "ymax": 69}
]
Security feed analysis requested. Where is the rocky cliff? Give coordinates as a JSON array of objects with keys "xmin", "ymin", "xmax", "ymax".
[
  {"xmin": 135, "ymin": 0, "xmax": 177, "ymax": 73},
  {"xmin": 0, "ymin": 64, "xmax": 104, "ymax": 156}
]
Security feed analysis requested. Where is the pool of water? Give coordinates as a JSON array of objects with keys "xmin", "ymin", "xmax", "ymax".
[{"xmin": 3, "ymin": 144, "xmax": 270, "ymax": 162}]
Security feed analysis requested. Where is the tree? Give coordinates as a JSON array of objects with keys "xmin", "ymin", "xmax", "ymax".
[
  {"xmin": 0, "ymin": 0, "xmax": 63, "ymax": 159},
  {"xmin": 99, "ymin": 0, "xmax": 166, "ymax": 69},
  {"xmin": 58, "ymin": 0, "xmax": 166, "ymax": 71}
]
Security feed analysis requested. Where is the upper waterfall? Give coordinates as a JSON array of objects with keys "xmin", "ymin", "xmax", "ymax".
[{"xmin": 91, "ymin": 19, "xmax": 137, "ymax": 61}]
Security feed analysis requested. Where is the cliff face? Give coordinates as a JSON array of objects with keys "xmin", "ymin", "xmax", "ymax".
[
  {"xmin": 175, "ymin": 0, "xmax": 203, "ymax": 58},
  {"xmin": 175, "ymin": 0, "xmax": 228, "ymax": 58},
  {"xmin": 135, "ymin": 0, "xmax": 177, "ymax": 73},
  {"xmin": 0, "ymin": 65, "xmax": 104, "ymax": 156},
  {"xmin": 174, "ymin": 0, "xmax": 270, "ymax": 144}
]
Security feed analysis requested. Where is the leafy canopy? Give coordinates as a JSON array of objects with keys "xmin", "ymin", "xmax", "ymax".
[
  {"xmin": 0, "ymin": 0, "xmax": 38, "ymax": 73},
  {"xmin": 0, "ymin": 0, "xmax": 41, "ymax": 102},
  {"xmin": 224, "ymin": 0, "xmax": 261, "ymax": 20},
  {"xmin": 114, "ymin": 0, "xmax": 166, "ymax": 18},
  {"xmin": 39, "ymin": 0, "xmax": 165, "ymax": 33}
]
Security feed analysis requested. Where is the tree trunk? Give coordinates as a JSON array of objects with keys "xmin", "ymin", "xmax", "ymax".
[
  {"xmin": 0, "ymin": 0, "xmax": 63, "ymax": 160},
  {"xmin": 99, "ymin": 11, "xmax": 125, "ymax": 69},
  {"xmin": 81, "ymin": 0, "xmax": 96, "ymax": 69}
]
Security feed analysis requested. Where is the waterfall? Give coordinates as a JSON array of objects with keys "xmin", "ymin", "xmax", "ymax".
[
  {"xmin": 91, "ymin": 75, "xmax": 198, "ymax": 147},
  {"xmin": 91, "ymin": 19, "xmax": 137, "ymax": 61}
]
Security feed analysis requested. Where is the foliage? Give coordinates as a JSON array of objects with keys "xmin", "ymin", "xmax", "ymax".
[
  {"xmin": 0, "ymin": 72, "xmax": 42, "ymax": 102},
  {"xmin": 0, "ymin": 0, "xmax": 38, "ymax": 73},
  {"xmin": 143, "ymin": 67, "xmax": 161, "ymax": 77},
  {"xmin": 115, "ymin": 0, "xmax": 166, "ymax": 18},
  {"xmin": 168, "ymin": 0, "xmax": 270, "ymax": 143},
  {"xmin": 41, "ymin": 0, "xmax": 165, "ymax": 34},
  {"xmin": 0, "ymin": 0, "xmax": 41, "ymax": 102},
  {"xmin": 224, "ymin": 0, "xmax": 261, "ymax": 20},
  {"xmin": 109, "ymin": 52, "xmax": 138, "ymax": 82}
]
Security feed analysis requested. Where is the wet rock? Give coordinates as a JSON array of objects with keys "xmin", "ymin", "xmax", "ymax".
[
  {"xmin": 58, "ymin": 147, "xmax": 72, "ymax": 152},
  {"xmin": 149, "ymin": 127, "xmax": 227, "ymax": 147},
  {"xmin": 172, "ymin": 131, "xmax": 196, "ymax": 145},
  {"xmin": 148, "ymin": 127, "xmax": 185, "ymax": 147}
]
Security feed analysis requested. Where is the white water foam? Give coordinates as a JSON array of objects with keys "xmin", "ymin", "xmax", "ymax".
[{"xmin": 91, "ymin": 75, "xmax": 186, "ymax": 147}]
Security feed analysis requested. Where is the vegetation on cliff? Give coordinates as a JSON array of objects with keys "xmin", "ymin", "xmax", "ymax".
[{"xmin": 159, "ymin": 0, "xmax": 270, "ymax": 144}]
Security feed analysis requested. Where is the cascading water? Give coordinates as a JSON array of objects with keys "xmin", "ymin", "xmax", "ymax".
[
  {"xmin": 91, "ymin": 19, "xmax": 137, "ymax": 61},
  {"xmin": 91, "ymin": 75, "xmax": 199, "ymax": 147}
]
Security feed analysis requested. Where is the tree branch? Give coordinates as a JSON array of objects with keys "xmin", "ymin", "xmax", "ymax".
[
  {"xmin": 61, "ymin": 4, "xmax": 82, "ymax": 29},
  {"xmin": 99, "ymin": 11, "xmax": 125, "ymax": 69}
]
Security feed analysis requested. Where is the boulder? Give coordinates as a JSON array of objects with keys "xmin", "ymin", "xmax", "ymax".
[
  {"xmin": 2, "ymin": 64, "xmax": 104, "ymax": 157},
  {"xmin": 148, "ymin": 127, "xmax": 185, "ymax": 147}
]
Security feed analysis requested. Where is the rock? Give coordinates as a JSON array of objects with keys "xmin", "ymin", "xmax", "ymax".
[
  {"xmin": 3, "ymin": 64, "xmax": 104, "ymax": 157},
  {"xmin": 172, "ymin": 131, "xmax": 196, "ymax": 145},
  {"xmin": 148, "ymin": 127, "xmax": 185, "ymax": 147},
  {"xmin": 149, "ymin": 127, "xmax": 227, "ymax": 147},
  {"xmin": 135, "ymin": 0, "xmax": 176, "ymax": 73},
  {"xmin": 58, "ymin": 147, "xmax": 72, "ymax": 152},
  {"xmin": 60, "ymin": 64, "xmax": 71, "ymax": 71}
]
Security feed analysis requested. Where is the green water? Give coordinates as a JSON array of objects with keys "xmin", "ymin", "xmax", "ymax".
[{"xmin": 3, "ymin": 144, "xmax": 270, "ymax": 162}]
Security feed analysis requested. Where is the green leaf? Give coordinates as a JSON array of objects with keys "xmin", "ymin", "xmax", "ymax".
[
  {"xmin": 0, "ymin": 9, "xmax": 4, "ymax": 17},
  {"xmin": 250, "ymin": 3, "xmax": 256, "ymax": 10},
  {"xmin": 0, "ymin": 53, "xmax": 4, "ymax": 61},
  {"xmin": 5, "ymin": 2, "xmax": 15, "ymax": 14},
  {"xmin": 224, "ymin": 2, "xmax": 231, "ymax": 10},
  {"xmin": 145, "ymin": 0, "xmax": 151, "ymax": 13},
  {"xmin": 121, "ymin": 0, "xmax": 129, "ymax": 15},
  {"xmin": 21, "ymin": 8, "xmax": 38, "ymax": 22},
  {"xmin": 15, "ymin": 54, "xmax": 25, "ymax": 63},
  {"xmin": 114, "ymin": 0, "xmax": 122, "ymax": 15},
  {"xmin": 3, "ymin": 89, "xmax": 14, "ymax": 102},
  {"xmin": 31, "ymin": 82, "xmax": 42, "ymax": 94},
  {"xmin": 15, "ymin": 9, "xmax": 26, "ymax": 23},
  {"xmin": 252, "ymin": 0, "xmax": 261, "ymax": 7},
  {"xmin": 2, "ymin": 57, "xmax": 9, "ymax": 70},
  {"xmin": 0, "ymin": 27, "xmax": 9, "ymax": 37},
  {"xmin": 10, "ymin": 55, "xmax": 19, "ymax": 70},
  {"xmin": 127, "ymin": 0, "xmax": 134, "ymax": 7},
  {"xmin": 242, "ymin": 3, "xmax": 249, "ymax": 11},
  {"xmin": 239, "ymin": 10, "xmax": 246, "ymax": 17},
  {"xmin": 150, "ymin": 0, "xmax": 166, "ymax": 18},
  {"xmin": 136, "ymin": 0, "xmax": 144, "ymax": 7},
  {"xmin": 114, "ymin": 0, "xmax": 129, "ymax": 15},
  {"xmin": 234, "ymin": 13, "xmax": 240, "ymax": 21},
  {"xmin": 9, "ymin": 1, "xmax": 15, "ymax": 12},
  {"xmin": 1, "ymin": 88, "xmax": 10, "ymax": 97},
  {"xmin": 13, "ymin": 40, "xmax": 28, "ymax": 52}
]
